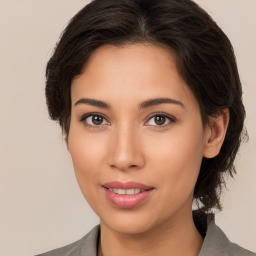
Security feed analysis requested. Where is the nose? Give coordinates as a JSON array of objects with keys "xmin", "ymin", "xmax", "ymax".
[{"xmin": 108, "ymin": 125, "xmax": 145, "ymax": 172}]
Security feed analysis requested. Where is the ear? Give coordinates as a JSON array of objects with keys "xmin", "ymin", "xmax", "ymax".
[{"xmin": 203, "ymin": 108, "xmax": 229, "ymax": 158}]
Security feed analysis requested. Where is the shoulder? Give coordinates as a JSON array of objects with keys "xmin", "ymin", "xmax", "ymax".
[
  {"xmin": 228, "ymin": 242, "xmax": 256, "ymax": 256},
  {"xmin": 208, "ymin": 223, "xmax": 255, "ymax": 256},
  {"xmin": 35, "ymin": 225, "xmax": 99, "ymax": 256},
  {"xmin": 197, "ymin": 211, "xmax": 256, "ymax": 256}
]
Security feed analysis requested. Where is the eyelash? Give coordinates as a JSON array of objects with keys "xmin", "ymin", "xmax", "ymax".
[
  {"xmin": 80, "ymin": 112, "xmax": 109, "ymax": 130},
  {"xmin": 80, "ymin": 112, "xmax": 176, "ymax": 129},
  {"xmin": 146, "ymin": 112, "xmax": 176, "ymax": 128}
]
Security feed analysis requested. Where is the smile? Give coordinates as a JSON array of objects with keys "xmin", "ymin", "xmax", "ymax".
[
  {"xmin": 108, "ymin": 188, "xmax": 142, "ymax": 195},
  {"xmin": 102, "ymin": 181, "xmax": 155, "ymax": 208}
]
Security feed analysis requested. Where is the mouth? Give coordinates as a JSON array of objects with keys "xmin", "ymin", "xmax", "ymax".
[
  {"xmin": 101, "ymin": 181, "xmax": 155, "ymax": 208},
  {"xmin": 106, "ymin": 188, "xmax": 148, "ymax": 195}
]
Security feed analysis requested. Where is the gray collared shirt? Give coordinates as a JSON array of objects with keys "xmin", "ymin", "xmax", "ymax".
[{"xmin": 37, "ymin": 211, "xmax": 256, "ymax": 256}]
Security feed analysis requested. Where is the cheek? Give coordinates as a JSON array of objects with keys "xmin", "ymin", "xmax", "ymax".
[
  {"xmin": 67, "ymin": 128, "xmax": 107, "ymax": 195},
  {"xmin": 141, "ymin": 133, "xmax": 204, "ymax": 221},
  {"xmin": 145, "ymin": 125, "xmax": 204, "ymax": 196}
]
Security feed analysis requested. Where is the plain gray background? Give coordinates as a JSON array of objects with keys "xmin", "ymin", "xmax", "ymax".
[{"xmin": 0, "ymin": 1, "xmax": 255, "ymax": 255}]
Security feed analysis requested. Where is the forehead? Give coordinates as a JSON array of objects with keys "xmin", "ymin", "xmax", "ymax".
[{"xmin": 71, "ymin": 43, "xmax": 198, "ymax": 110}]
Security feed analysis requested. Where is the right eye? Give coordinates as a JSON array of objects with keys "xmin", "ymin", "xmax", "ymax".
[{"xmin": 81, "ymin": 114, "xmax": 109, "ymax": 127}]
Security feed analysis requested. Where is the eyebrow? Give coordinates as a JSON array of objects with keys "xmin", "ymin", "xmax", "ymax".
[
  {"xmin": 74, "ymin": 97, "xmax": 184, "ymax": 109},
  {"xmin": 139, "ymin": 97, "xmax": 184, "ymax": 109},
  {"xmin": 74, "ymin": 98, "xmax": 111, "ymax": 109}
]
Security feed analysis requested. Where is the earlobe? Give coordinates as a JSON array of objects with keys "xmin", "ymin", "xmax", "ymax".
[{"xmin": 203, "ymin": 108, "xmax": 229, "ymax": 158}]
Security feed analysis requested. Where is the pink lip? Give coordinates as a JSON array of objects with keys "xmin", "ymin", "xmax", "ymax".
[{"xmin": 102, "ymin": 181, "xmax": 155, "ymax": 209}]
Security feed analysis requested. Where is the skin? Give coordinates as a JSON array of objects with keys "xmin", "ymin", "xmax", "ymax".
[{"xmin": 67, "ymin": 43, "xmax": 229, "ymax": 256}]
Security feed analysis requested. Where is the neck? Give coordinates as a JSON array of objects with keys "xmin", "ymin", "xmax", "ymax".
[{"xmin": 98, "ymin": 210, "xmax": 203, "ymax": 256}]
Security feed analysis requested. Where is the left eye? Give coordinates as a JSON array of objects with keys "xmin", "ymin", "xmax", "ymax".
[
  {"xmin": 147, "ymin": 114, "xmax": 174, "ymax": 126},
  {"xmin": 81, "ymin": 114, "xmax": 109, "ymax": 126}
]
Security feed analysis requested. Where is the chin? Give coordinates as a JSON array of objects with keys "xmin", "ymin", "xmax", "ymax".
[
  {"xmin": 99, "ymin": 209, "xmax": 163, "ymax": 235},
  {"xmin": 104, "ymin": 220, "xmax": 153, "ymax": 235}
]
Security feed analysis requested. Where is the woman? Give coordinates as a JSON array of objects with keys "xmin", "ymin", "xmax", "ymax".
[{"xmin": 37, "ymin": 0, "xmax": 255, "ymax": 255}]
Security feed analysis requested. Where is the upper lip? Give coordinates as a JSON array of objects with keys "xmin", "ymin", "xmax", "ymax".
[{"xmin": 102, "ymin": 181, "xmax": 154, "ymax": 190}]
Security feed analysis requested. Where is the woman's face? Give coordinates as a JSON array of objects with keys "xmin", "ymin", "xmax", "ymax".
[{"xmin": 67, "ymin": 43, "xmax": 211, "ymax": 234}]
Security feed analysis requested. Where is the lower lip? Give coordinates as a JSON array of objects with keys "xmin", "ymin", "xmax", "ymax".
[{"xmin": 102, "ymin": 187, "xmax": 154, "ymax": 209}]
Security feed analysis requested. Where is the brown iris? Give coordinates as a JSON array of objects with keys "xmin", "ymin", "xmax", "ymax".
[
  {"xmin": 92, "ymin": 115, "xmax": 104, "ymax": 125},
  {"xmin": 154, "ymin": 115, "xmax": 166, "ymax": 125}
]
